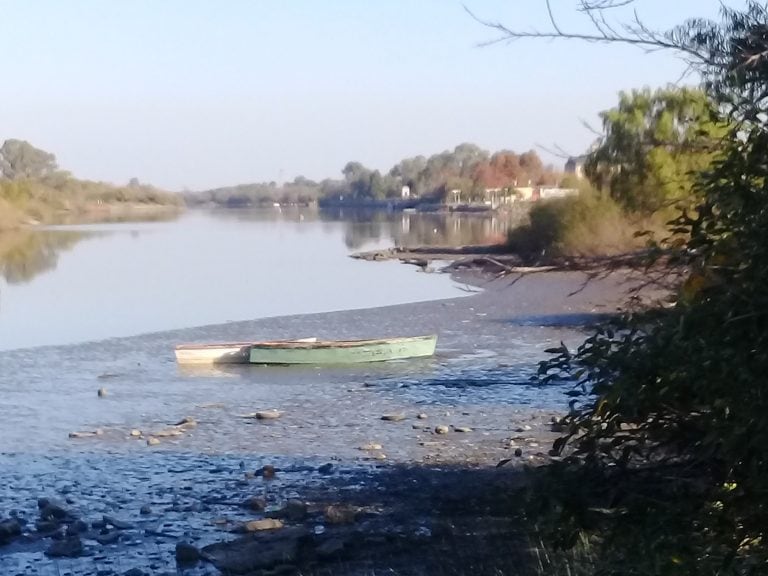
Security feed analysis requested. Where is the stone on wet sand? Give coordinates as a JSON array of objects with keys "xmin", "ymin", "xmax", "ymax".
[
  {"xmin": 175, "ymin": 541, "xmax": 201, "ymax": 564},
  {"xmin": 129, "ymin": 429, "xmax": 142, "ymax": 437},
  {"xmin": 96, "ymin": 531, "xmax": 121, "ymax": 545},
  {"xmin": 434, "ymin": 425, "xmax": 450, "ymax": 435},
  {"xmin": 146, "ymin": 437, "xmax": 161, "ymax": 446},
  {"xmin": 104, "ymin": 515, "xmax": 133, "ymax": 530},
  {"xmin": 175, "ymin": 416, "xmax": 197, "ymax": 427},
  {"xmin": 259, "ymin": 465, "xmax": 277, "ymax": 479},
  {"xmin": 417, "ymin": 413, "xmax": 428, "ymax": 420},
  {"xmin": 139, "ymin": 504, "xmax": 152, "ymax": 515},
  {"xmin": 153, "ymin": 428, "xmax": 183, "ymax": 438},
  {"xmin": 243, "ymin": 497, "xmax": 267, "ymax": 512},
  {"xmin": 255, "ymin": 410, "xmax": 282, "ymax": 420},
  {"xmin": 453, "ymin": 426, "xmax": 473, "ymax": 433},
  {"xmin": 514, "ymin": 448, "xmax": 523, "ymax": 457},
  {"xmin": 202, "ymin": 528, "xmax": 306, "ymax": 574},
  {"xmin": 68, "ymin": 429, "xmax": 103, "ymax": 439},
  {"xmin": 0, "ymin": 518, "xmax": 22, "ymax": 543},
  {"xmin": 317, "ymin": 463, "xmax": 334, "ymax": 475},
  {"xmin": 69, "ymin": 519, "xmax": 89, "ymax": 534},
  {"xmin": 97, "ymin": 387, "xmax": 108, "ymax": 397},
  {"xmin": 316, "ymin": 536, "xmax": 348, "ymax": 558},
  {"xmin": 324, "ymin": 504, "xmax": 358, "ymax": 525},
  {"xmin": 45, "ymin": 536, "xmax": 83, "ymax": 558},
  {"xmin": 35, "ymin": 519, "xmax": 60, "ymax": 533},
  {"xmin": 243, "ymin": 518, "xmax": 284, "ymax": 532},
  {"xmin": 358, "ymin": 442, "xmax": 383, "ymax": 451},
  {"xmin": 268, "ymin": 499, "xmax": 307, "ymax": 521},
  {"xmin": 381, "ymin": 413, "xmax": 406, "ymax": 422},
  {"xmin": 38, "ymin": 499, "xmax": 72, "ymax": 521}
]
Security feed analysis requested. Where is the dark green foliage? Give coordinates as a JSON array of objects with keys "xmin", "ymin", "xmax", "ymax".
[{"xmin": 531, "ymin": 3, "xmax": 768, "ymax": 574}]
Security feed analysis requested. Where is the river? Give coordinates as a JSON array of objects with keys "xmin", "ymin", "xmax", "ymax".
[
  {"xmin": 0, "ymin": 207, "xmax": 612, "ymax": 575},
  {"xmin": 0, "ymin": 207, "xmax": 510, "ymax": 351}
]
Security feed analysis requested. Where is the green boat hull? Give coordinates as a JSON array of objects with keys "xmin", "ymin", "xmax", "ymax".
[{"xmin": 248, "ymin": 335, "xmax": 437, "ymax": 365}]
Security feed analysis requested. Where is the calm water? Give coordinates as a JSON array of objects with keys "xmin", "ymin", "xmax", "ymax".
[
  {"xmin": 0, "ymin": 208, "xmax": 505, "ymax": 351},
  {"xmin": 0, "ymin": 209, "xmax": 605, "ymax": 574}
]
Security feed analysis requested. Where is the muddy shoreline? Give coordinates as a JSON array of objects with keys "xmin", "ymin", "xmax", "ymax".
[{"xmin": 0, "ymin": 269, "xmax": 638, "ymax": 575}]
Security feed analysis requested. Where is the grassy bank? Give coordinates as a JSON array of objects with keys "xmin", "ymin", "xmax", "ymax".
[{"xmin": 0, "ymin": 176, "xmax": 184, "ymax": 231}]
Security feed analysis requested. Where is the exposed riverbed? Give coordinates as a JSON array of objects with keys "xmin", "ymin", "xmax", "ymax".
[{"xmin": 0, "ymin": 268, "xmax": 636, "ymax": 575}]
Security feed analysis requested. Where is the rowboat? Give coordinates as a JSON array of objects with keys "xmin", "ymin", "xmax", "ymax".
[
  {"xmin": 248, "ymin": 335, "xmax": 437, "ymax": 365},
  {"xmin": 174, "ymin": 338, "xmax": 317, "ymax": 364}
]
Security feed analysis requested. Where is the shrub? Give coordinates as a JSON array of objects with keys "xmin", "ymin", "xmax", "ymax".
[{"xmin": 507, "ymin": 191, "xmax": 650, "ymax": 261}]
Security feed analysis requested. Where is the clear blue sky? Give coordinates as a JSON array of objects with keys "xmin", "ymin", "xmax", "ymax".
[{"xmin": 0, "ymin": 0, "xmax": 738, "ymax": 190}]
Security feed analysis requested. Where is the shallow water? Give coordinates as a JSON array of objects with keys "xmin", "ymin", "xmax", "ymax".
[
  {"xmin": 0, "ymin": 208, "xmax": 616, "ymax": 574},
  {"xmin": 0, "ymin": 208, "xmax": 483, "ymax": 351}
]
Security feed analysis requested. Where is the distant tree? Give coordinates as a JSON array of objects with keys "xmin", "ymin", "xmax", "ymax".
[
  {"xmin": 452, "ymin": 142, "xmax": 489, "ymax": 178},
  {"xmin": 368, "ymin": 170, "xmax": 387, "ymax": 200},
  {"xmin": 389, "ymin": 155, "xmax": 427, "ymax": 194},
  {"xmin": 342, "ymin": 161, "xmax": 370, "ymax": 183},
  {"xmin": 128, "ymin": 177, "xmax": 141, "ymax": 188},
  {"xmin": 0, "ymin": 139, "xmax": 58, "ymax": 180}
]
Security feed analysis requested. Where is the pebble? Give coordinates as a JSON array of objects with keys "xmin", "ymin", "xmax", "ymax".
[
  {"xmin": 243, "ymin": 518, "xmax": 284, "ymax": 532},
  {"xmin": 146, "ymin": 437, "xmax": 161, "ymax": 446},
  {"xmin": 175, "ymin": 541, "xmax": 201, "ymax": 564},
  {"xmin": 381, "ymin": 413, "xmax": 406, "ymax": 422},
  {"xmin": 129, "ymin": 429, "xmax": 142, "ymax": 437},
  {"xmin": 417, "ymin": 413, "xmax": 428, "ymax": 420},
  {"xmin": 139, "ymin": 505, "xmax": 152, "ymax": 515},
  {"xmin": 358, "ymin": 443, "xmax": 383, "ymax": 451},
  {"xmin": 324, "ymin": 505, "xmax": 358, "ymax": 525},
  {"xmin": 97, "ymin": 387, "xmax": 108, "ymax": 397},
  {"xmin": 104, "ymin": 515, "xmax": 133, "ymax": 529},
  {"xmin": 255, "ymin": 410, "xmax": 282, "ymax": 420},
  {"xmin": 453, "ymin": 426, "xmax": 473, "ymax": 433},
  {"xmin": 514, "ymin": 448, "xmax": 523, "ymax": 457},
  {"xmin": 155, "ymin": 427, "xmax": 184, "ymax": 437},
  {"xmin": 175, "ymin": 416, "xmax": 197, "ymax": 427},
  {"xmin": 45, "ymin": 536, "xmax": 83, "ymax": 558},
  {"xmin": 0, "ymin": 518, "xmax": 21, "ymax": 543},
  {"xmin": 317, "ymin": 463, "xmax": 334, "ymax": 475},
  {"xmin": 434, "ymin": 425, "xmax": 450, "ymax": 435},
  {"xmin": 69, "ymin": 430, "xmax": 103, "ymax": 439},
  {"xmin": 260, "ymin": 465, "xmax": 277, "ymax": 479},
  {"xmin": 243, "ymin": 497, "xmax": 266, "ymax": 511},
  {"xmin": 96, "ymin": 532, "xmax": 120, "ymax": 545}
]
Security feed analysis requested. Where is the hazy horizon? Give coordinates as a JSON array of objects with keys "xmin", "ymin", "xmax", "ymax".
[{"xmin": 0, "ymin": 1, "xmax": 736, "ymax": 191}]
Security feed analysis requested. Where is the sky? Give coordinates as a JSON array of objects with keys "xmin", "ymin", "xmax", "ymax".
[{"xmin": 0, "ymin": 0, "xmax": 740, "ymax": 190}]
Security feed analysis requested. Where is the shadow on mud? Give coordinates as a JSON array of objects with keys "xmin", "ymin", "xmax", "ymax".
[{"xmin": 0, "ymin": 454, "xmax": 542, "ymax": 576}]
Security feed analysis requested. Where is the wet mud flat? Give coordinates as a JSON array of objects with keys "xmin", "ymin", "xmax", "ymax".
[
  {"xmin": 0, "ymin": 271, "xmax": 637, "ymax": 574},
  {"xmin": 0, "ymin": 452, "xmax": 551, "ymax": 576}
]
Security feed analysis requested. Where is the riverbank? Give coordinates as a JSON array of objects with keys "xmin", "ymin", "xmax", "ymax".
[{"xmin": 0, "ymin": 270, "xmax": 639, "ymax": 575}]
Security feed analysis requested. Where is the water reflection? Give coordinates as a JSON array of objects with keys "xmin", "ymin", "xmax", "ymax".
[
  {"xmin": 322, "ymin": 208, "xmax": 525, "ymax": 249},
  {"xmin": 208, "ymin": 206, "xmax": 525, "ymax": 249},
  {"xmin": 0, "ymin": 229, "xmax": 87, "ymax": 284}
]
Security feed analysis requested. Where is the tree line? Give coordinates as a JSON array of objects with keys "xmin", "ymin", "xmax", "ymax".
[
  {"xmin": 187, "ymin": 144, "xmax": 563, "ymax": 208},
  {"xmin": 0, "ymin": 139, "xmax": 182, "ymax": 230}
]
